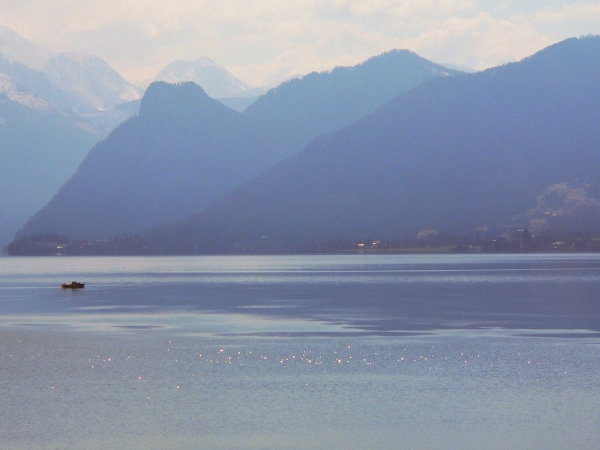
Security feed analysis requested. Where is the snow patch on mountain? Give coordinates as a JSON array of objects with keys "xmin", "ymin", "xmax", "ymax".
[
  {"xmin": 43, "ymin": 52, "xmax": 142, "ymax": 111},
  {"xmin": 0, "ymin": 73, "xmax": 54, "ymax": 111}
]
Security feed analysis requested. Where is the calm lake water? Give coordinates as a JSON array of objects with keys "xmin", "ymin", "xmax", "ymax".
[{"xmin": 1, "ymin": 254, "xmax": 599, "ymax": 449}]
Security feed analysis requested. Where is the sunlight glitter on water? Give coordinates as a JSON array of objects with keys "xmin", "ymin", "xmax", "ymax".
[
  {"xmin": 1, "ymin": 255, "xmax": 600, "ymax": 449},
  {"xmin": 1, "ymin": 328, "xmax": 600, "ymax": 450}
]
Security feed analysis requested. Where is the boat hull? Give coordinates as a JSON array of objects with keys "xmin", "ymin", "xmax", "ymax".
[{"xmin": 61, "ymin": 282, "xmax": 85, "ymax": 289}]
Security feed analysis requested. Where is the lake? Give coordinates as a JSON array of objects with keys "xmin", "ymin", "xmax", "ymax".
[{"xmin": 1, "ymin": 254, "xmax": 599, "ymax": 449}]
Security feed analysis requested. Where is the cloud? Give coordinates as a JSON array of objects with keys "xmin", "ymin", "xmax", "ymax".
[
  {"xmin": 318, "ymin": 0, "xmax": 477, "ymax": 19},
  {"xmin": 533, "ymin": 2, "xmax": 600, "ymax": 24},
  {"xmin": 400, "ymin": 13, "xmax": 554, "ymax": 70},
  {"xmin": 0, "ymin": 1, "xmax": 593, "ymax": 86}
]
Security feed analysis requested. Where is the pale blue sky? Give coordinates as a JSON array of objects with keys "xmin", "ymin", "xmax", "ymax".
[{"xmin": 1, "ymin": 0, "xmax": 599, "ymax": 86}]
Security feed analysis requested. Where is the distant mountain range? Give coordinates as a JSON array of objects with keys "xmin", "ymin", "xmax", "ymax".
[
  {"xmin": 135, "ymin": 36, "xmax": 600, "ymax": 253},
  {"xmin": 0, "ymin": 27, "xmax": 144, "ymax": 246},
  {"xmin": 214, "ymin": 95, "xmax": 262, "ymax": 112},
  {"xmin": 0, "ymin": 53, "xmax": 89, "ymax": 112},
  {"xmin": 9, "ymin": 26, "xmax": 600, "ymax": 256},
  {"xmin": 0, "ymin": 25, "xmax": 55, "ymax": 70},
  {"xmin": 0, "ymin": 27, "xmax": 142, "ymax": 114},
  {"xmin": 0, "ymin": 25, "xmax": 269, "ymax": 246},
  {"xmin": 154, "ymin": 57, "xmax": 269, "ymax": 111},
  {"xmin": 0, "ymin": 47, "xmax": 149, "ymax": 244},
  {"xmin": 155, "ymin": 57, "xmax": 253, "ymax": 98},
  {"xmin": 15, "ymin": 50, "xmax": 458, "ymax": 242},
  {"xmin": 43, "ymin": 52, "xmax": 142, "ymax": 112}
]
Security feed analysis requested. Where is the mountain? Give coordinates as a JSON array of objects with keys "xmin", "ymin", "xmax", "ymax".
[
  {"xmin": 238, "ymin": 50, "xmax": 457, "ymax": 168},
  {"xmin": 0, "ymin": 29, "xmax": 145, "ymax": 246},
  {"xmin": 0, "ymin": 74, "xmax": 102, "ymax": 245},
  {"xmin": 155, "ymin": 57, "xmax": 269, "ymax": 111},
  {"xmin": 155, "ymin": 57, "xmax": 253, "ymax": 98},
  {"xmin": 441, "ymin": 63, "xmax": 477, "ymax": 73},
  {"xmin": 0, "ymin": 55, "xmax": 140, "ymax": 245},
  {"xmin": 16, "ymin": 50, "xmax": 458, "ymax": 241},
  {"xmin": 13, "ymin": 82, "xmax": 239, "ymax": 241},
  {"xmin": 0, "ymin": 27, "xmax": 142, "ymax": 132},
  {"xmin": 43, "ymin": 52, "xmax": 142, "ymax": 111},
  {"xmin": 0, "ymin": 53, "xmax": 91, "ymax": 112},
  {"xmin": 0, "ymin": 26, "xmax": 140, "ymax": 113},
  {"xmin": 214, "ymin": 95, "xmax": 261, "ymax": 112},
  {"xmin": 511, "ymin": 181, "xmax": 600, "ymax": 233},
  {"xmin": 78, "ymin": 99, "xmax": 142, "ymax": 135},
  {"xmin": 136, "ymin": 36, "xmax": 600, "ymax": 253},
  {"xmin": 0, "ymin": 25, "xmax": 54, "ymax": 70}
]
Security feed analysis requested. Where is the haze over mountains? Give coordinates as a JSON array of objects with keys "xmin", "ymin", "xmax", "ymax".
[
  {"xmin": 6, "ymin": 23, "xmax": 600, "ymax": 255},
  {"xmin": 43, "ymin": 53, "xmax": 142, "ymax": 112},
  {"xmin": 140, "ymin": 36, "xmax": 600, "ymax": 253},
  {"xmin": 156, "ymin": 57, "xmax": 253, "ymax": 98},
  {"xmin": 0, "ymin": 25, "xmax": 55, "ymax": 70},
  {"xmin": 154, "ymin": 57, "xmax": 269, "ymax": 112},
  {"xmin": 0, "ymin": 25, "xmax": 274, "ymax": 246},
  {"xmin": 0, "ymin": 28, "xmax": 142, "ymax": 245},
  {"xmin": 0, "ymin": 27, "xmax": 141, "ymax": 116},
  {"xmin": 16, "ymin": 50, "xmax": 458, "ymax": 242},
  {"xmin": 0, "ymin": 74, "xmax": 101, "ymax": 245},
  {"xmin": 0, "ymin": 53, "xmax": 88, "ymax": 113},
  {"xmin": 16, "ymin": 35, "xmax": 600, "ymax": 255}
]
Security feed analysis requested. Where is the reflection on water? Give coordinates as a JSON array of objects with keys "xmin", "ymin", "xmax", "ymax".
[
  {"xmin": 1, "ymin": 254, "xmax": 600, "ymax": 333},
  {"xmin": 1, "ymin": 255, "xmax": 600, "ymax": 449}
]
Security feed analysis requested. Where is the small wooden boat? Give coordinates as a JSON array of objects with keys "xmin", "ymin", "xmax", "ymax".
[{"xmin": 61, "ymin": 281, "xmax": 85, "ymax": 289}]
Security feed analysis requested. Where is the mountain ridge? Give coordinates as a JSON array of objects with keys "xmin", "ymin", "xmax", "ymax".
[
  {"xmin": 16, "ymin": 49, "xmax": 459, "ymax": 241},
  {"xmin": 0, "ymin": 25, "xmax": 55, "ymax": 70},
  {"xmin": 130, "ymin": 36, "xmax": 600, "ymax": 253},
  {"xmin": 155, "ymin": 57, "xmax": 253, "ymax": 98},
  {"xmin": 43, "ymin": 52, "xmax": 142, "ymax": 112}
]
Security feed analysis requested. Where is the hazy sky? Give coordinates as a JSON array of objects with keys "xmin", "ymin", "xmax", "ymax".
[{"xmin": 1, "ymin": 0, "xmax": 599, "ymax": 86}]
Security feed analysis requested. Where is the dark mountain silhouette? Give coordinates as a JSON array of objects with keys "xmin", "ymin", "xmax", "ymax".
[
  {"xmin": 17, "ymin": 50, "xmax": 456, "ymax": 241},
  {"xmin": 139, "ymin": 36, "xmax": 600, "ymax": 253}
]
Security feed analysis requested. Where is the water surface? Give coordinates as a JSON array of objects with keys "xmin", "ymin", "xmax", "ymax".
[{"xmin": 1, "ymin": 254, "xmax": 599, "ymax": 449}]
